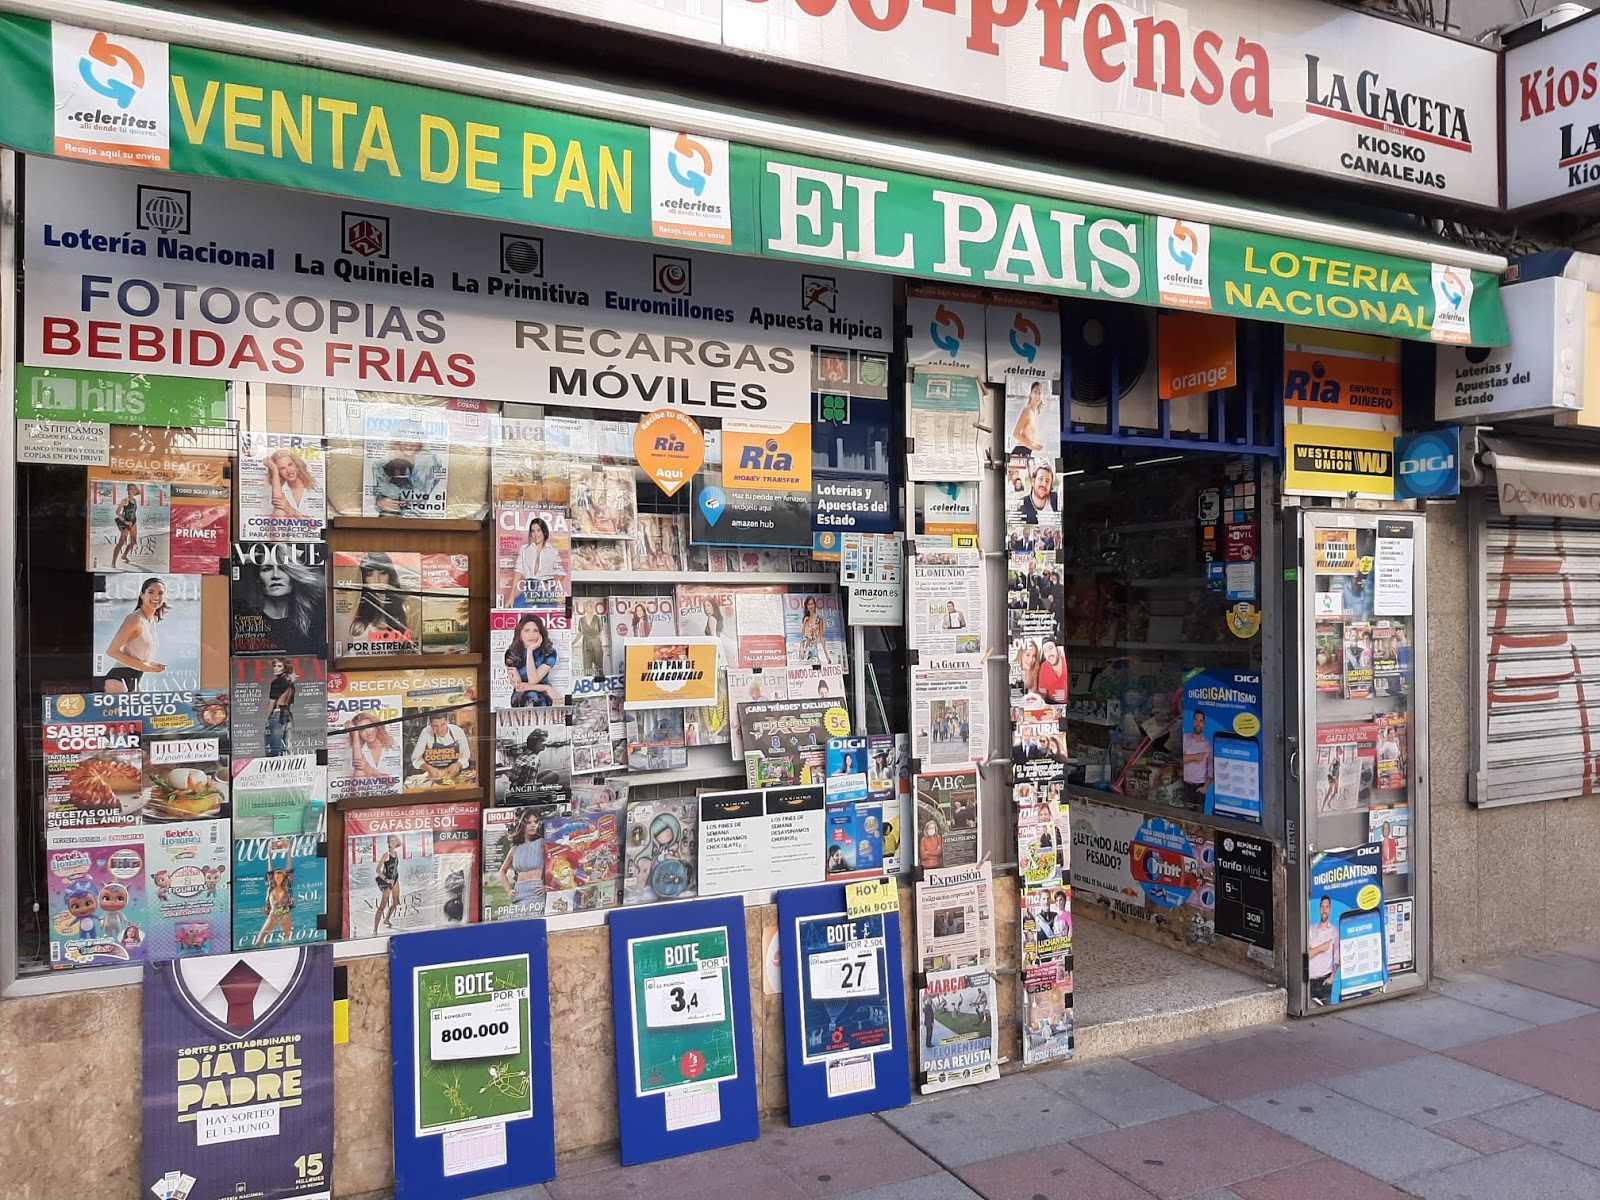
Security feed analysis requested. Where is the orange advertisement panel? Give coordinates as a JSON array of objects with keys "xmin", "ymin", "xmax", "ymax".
[
  {"xmin": 722, "ymin": 421, "xmax": 812, "ymax": 493},
  {"xmin": 622, "ymin": 638, "xmax": 721, "ymax": 710},
  {"xmin": 1158, "ymin": 312, "xmax": 1238, "ymax": 399},
  {"xmin": 1282, "ymin": 350, "xmax": 1401, "ymax": 416},
  {"xmin": 634, "ymin": 409, "xmax": 704, "ymax": 497}
]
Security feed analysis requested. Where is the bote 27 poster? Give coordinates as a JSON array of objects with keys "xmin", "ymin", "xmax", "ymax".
[{"xmin": 142, "ymin": 945, "xmax": 334, "ymax": 1200}]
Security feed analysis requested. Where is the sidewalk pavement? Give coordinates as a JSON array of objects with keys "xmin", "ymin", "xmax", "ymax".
[{"xmin": 532, "ymin": 940, "xmax": 1600, "ymax": 1200}]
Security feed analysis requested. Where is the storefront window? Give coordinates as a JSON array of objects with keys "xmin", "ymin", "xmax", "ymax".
[{"xmin": 12, "ymin": 154, "xmax": 904, "ymax": 980}]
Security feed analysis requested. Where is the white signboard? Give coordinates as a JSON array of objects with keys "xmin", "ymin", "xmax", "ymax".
[
  {"xmin": 21, "ymin": 157, "xmax": 890, "ymax": 424},
  {"xmin": 686, "ymin": 0, "xmax": 1497, "ymax": 206},
  {"xmin": 17, "ymin": 417, "xmax": 110, "ymax": 465},
  {"xmin": 1506, "ymin": 13, "xmax": 1600, "ymax": 208},
  {"xmin": 1435, "ymin": 278, "xmax": 1586, "ymax": 422}
]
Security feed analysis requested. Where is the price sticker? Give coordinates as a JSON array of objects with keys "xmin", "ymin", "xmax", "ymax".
[
  {"xmin": 809, "ymin": 945, "xmax": 881, "ymax": 1000},
  {"xmin": 429, "ymin": 997, "xmax": 521, "ymax": 1062},
  {"xmin": 643, "ymin": 967, "xmax": 727, "ymax": 1029}
]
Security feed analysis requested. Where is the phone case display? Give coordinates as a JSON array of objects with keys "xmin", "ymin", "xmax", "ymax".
[
  {"xmin": 233, "ymin": 832, "xmax": 328, "ymax": 948},
  {"xmin": 46, "ymin": 828, "xmax": 148, "ymax": 969},
  {"xmin": 342, "ymin": 803, "xmax": 481, "ymax": 939},
  {"xmin": 96, "ymin": 573, "xmax": 204, "ymax": 691},
  {"xmin": 332, "ymin": 550, "xmax": 422, "ymax": 658},
  {"xmin": 238, "ymin": 432, "xmax": 327, "ymax": 542},
  {"xmin": 232, "ymin": 655, "xmax": 327, "ymax": 762},
  {"xmin": 496, "ymin": 503, "xmax": 571, "ymax": 607},
  {"xmin": 231, "ymin": 543, "xmax": 329, "ymax": 658},
  {"xmin": 143, "ymin": 820, "xmax": 231, "ymax": 960},
  {"xmin": 482, "ymin": 804, "xmax": 563, "ymax": 921}
]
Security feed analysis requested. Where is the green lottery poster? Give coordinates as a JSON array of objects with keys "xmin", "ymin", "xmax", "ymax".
[
  {"xmin": 412, "ymin": 954, "xmax": 535, "ymax": 1136},
  {"xmin": 628, "ymin": 927, "xmax": 738, "ymax": 1096}
]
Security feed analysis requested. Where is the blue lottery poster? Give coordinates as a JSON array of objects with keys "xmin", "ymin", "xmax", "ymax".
[
  {"xmin": 778, "ymin": 883, "xmax": 910, "ymax": 1125},
  {"xmin": 1180, "ymin": 668, "xmax": 1264, "ymax": 823},
  {"xmin": 609, "ymin": 896, "xmax": 759, "ymax": 1165},
  {"xmin": 1308, "ymin": 843, "xmax": 1387, "ymax": 1007},
  {"xmin": 389, "ymin": 922, "xmax": 556, "ymax": 1199}
]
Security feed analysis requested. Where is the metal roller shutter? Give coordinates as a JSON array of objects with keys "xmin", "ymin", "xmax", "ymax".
[{"xmin": 1474, "ymin": 506, "xmax": 1600, "ymax": 807}]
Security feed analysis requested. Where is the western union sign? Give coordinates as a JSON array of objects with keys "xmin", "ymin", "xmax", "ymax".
[{"xmin": 1285, "ymin": 423, "xmax": 1396, "ymax": 499}]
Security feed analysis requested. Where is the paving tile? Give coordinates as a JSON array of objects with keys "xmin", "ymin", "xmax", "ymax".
[
  {"xmin": 1230, "ymin": 1156, "xmax": 1409, "ymax": 1199},
  {"xmin": 1136, "ymin": 1022, "xmax": 1420, "ymax": 1103},
  {"xmin": 879, "ymin": 1075, "xmax": 1112, "ymax": 1168},
  {"xmin": 1435, "ymin": 971, "xmax": 1598, "ymax": 1026},
  {"xmin": 1334, "ymin": 994, "xmax": 1531, "ymax": 1050},
  {"xmin": 1479, "ymin": 952, "xmax": 1600, "ymax": 1007},
  {"xmin": 1074, "ymin": 1106, "xmax": 1320, "ymax": 1199},
  {"xmin": 1429, "ymin": 1116, "xmax": 1528, "ymax": 1155},
  {"xmin": 547, "ymin": 1142, "xmax": 806, "ymax": 1200},
  {"xmin": 1184, "ymin": 1193, "xmax": 1244, "ymax": 1200},
  {"xmin": 954, "ymin": 1143, "xmax": 1157, "ymax": 1199},
  {"xmin": 481, "ymin": 1188, "xmax": 552, "ymax": 1200},
  {"xmin": 1228, "ymin": 1084, "xmax": 1477, "ymax": 1182},
  {"xmin": 1448, "ymin": 1017, "xmax": 1600, "ymax": 1109},
  {"xmin": 1562, "ymin": 941, "xmax": 1600, "ymax": 963},
  {"xmin": 757, "ymin": 1115, "xmax": 939, "ymax": 1199},
  {"xmin": 1322, "ymin": 1053, "xmax": 1539, "ymax": 1126},
  {"xmin": 1403, "ymin": 1145, "xmax": 1600, "ymax": 1200},
  {"xmin": 1476, "ymin": 1094, "xmax": 1600, "ymax": 1170},
  {"xmin": 1032, "ymin": 1058, "xmax": 1213, "ymax": 1127},
  {"xmin": 838, "ymin": 1174, "xmax": 980, "ymax": 1200}
]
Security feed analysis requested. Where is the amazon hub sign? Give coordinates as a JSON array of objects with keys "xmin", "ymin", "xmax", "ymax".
[{"xmin": 518, "ymin": 0, "xmax": 1499, "ymax": 207}]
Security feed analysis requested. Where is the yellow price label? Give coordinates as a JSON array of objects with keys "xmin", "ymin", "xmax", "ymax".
[
  {"xmin": 845, "ymin": 877, "xmax": 899, "ymax": 919},
  {"xmin": 1357, "ymin": 884, "xmax": 1383, "ymax": 911}
]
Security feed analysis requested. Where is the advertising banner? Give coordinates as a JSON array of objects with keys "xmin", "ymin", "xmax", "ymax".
[
  {"xmin": 1284, "ymin": 424, "xmax": 1396, "ymax": 499},
  {"xmin": 1308, "ymin": 842, "xmax": 1387, "ymax": 1006},
  {"xmin": 1180, "ymin": 668, "xmax": 1264, "ymax": 823},
  {"xmin": 21, "ymin": 156, "xmax": 889, "ymax": 425},
  {"xmin": 622, "ymin": 638, "xmax": 721, "ymax": 710},
  {"xmin": 390, "ymin": 924, "xmax": 556, "ymax": 1198},
  {"xmin": 140, "ymin": 944, "xmax": 334, "ymax": 1200},
  {"xmin": 1505, "ymin": 12, "xmax": 1600, "ymax": 208},
  {"xmin": 0, "ymin": 18, "xmax": 1507, "ymax": 349},
  {"xmin": 15, "ymin": 365, "xmax": 228, "ymax": 426},
  {"xmin": 722, "ymin": 0, "xmax": 1502, "ymax": 206}
]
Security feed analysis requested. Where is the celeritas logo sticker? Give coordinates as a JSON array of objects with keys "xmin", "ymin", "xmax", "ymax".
[
  {"xmin": 650, "ymin": 128, "xmax": 733, "ymax": 246},
  {"xmin": 51, "ymin": 23, "xmax": 171, "ymax": 168},
  {"xmin": 1429, "ymin": 263, "xmax": 1474, "ymax": 344},
  {"xmin": 1156, "ymin": 217, "xmax": 1212, "ymax": 310}
]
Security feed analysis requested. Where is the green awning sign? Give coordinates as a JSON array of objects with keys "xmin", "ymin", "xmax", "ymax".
[{"xmin": 0, "ymin": 13, "xmax": 1509, "ymax": 346}]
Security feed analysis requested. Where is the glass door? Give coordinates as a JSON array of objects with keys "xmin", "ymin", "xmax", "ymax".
[{"xmin": 1290, "ymin": 511, "xmax": 1429, "ymax": 1015}]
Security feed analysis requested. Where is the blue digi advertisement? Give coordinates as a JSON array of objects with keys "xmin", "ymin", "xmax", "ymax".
[
  {"xmin": 1180, "ymin": 669, "xmax": 1264, "ymax": 824},
  {"xmin": 1308, "ymin": 842, "xmax": 1387, "ymax": 1007},
  {"xmin": 825, "ymin": 738, "xmax": 881, "ymax": 878},
  {"xmin": 795, "ymin": 913, "xmax": 893, "ymax": 1065}
]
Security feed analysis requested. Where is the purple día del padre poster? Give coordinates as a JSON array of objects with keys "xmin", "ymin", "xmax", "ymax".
[{"xmin": 142, "ymin": 944, "xmax": 334, "ymax": 1200}]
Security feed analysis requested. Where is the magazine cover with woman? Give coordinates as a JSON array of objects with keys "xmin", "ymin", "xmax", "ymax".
[
  {"xmin": 491, "ymin": 609, "xmax": 574, "ymax": 710},
  {"xmin": 331, "ymin": 550, "xmax": 421, "ymax": 658},
  {"xmin": 481, "ymin": 804, "xmax": 564, "ymax": 921},
  {"xmin": 494, "ymin": 706, "xmax": 573, "ymax": 807},
  {"xmin": 238, "ymin": 432, "xmax": 327, "ymax": 541},
  {"xmin": 231, "ymin": 655, "xmax": 328, "ymax": 762},
  {"xmin": 233, "ymin": 832, "xmax": 327, "ymax": 949},
  {"xmin": 231, "ymin": 542, "xmax": 329, "ymax": 658},
  {"xmin": 95, "ymin": 573, "xmax": 203, "ymax": 693},
  {"xmin": 495, "ymin": 502, "xmax": 571, "ymax": 607},
  {"xmin": 342, "ymin": 802, "xmax": 480, "ymax": 939}
]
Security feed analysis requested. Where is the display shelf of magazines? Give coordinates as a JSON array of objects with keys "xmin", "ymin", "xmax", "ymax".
[{"xmin": 569, "ymin": 570, "xmax": 833, "ymax": 585}]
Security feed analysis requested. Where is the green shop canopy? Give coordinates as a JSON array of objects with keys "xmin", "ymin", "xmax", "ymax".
[{"xmin": 0, "ymin": 5, "xmax": 1510, "ymax": 346}]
